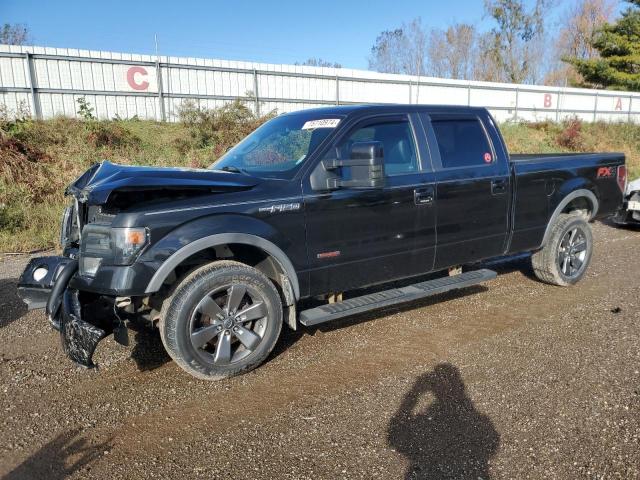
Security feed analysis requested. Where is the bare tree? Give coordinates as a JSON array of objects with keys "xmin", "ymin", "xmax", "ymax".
[
  {"xmin": 428, "ymin": 24, "xmax": 478, "ymax": 80},
  {"xmin": 559, "ymin": 0, "xmax": 616, "ymax": 60},
  {"xmin": 482, "ymin": 0, "xmax": 551, "ymax": 83},
  {"xmin": 474, "ymin": 32, "xmax": 506, "ymax": 82},
  {"xmin": 368, "ymin": 28, "xmax": 406, "ymax": 74},
  {"xmin": 546, "ymin": 0, "xmax": 616, "ymax": 85},
  {"xmin": 1, "ymin": 23, "xmax": 29, "ymax": 45},
  {"xmin": 368, "ymin": 18, "xmax": 428, "ymax": 76},
  {"xmin": 295, "ymin": 58, "xmax": 342, "ymax": 68}
]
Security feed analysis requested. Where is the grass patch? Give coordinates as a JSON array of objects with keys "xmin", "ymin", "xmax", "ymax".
[{"xmin": 1, "ymin": 107, "xmax": 639, "ymax": 253}]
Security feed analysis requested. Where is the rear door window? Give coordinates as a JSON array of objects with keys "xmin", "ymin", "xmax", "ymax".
[{"xmin": 430, "ymin": 116, "xmax": 494, "ymax": 169}]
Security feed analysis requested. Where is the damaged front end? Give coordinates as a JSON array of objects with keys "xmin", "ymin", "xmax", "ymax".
[{"xmin": 17, "ymin": 160, "xmax": 260, "ymax": 369}]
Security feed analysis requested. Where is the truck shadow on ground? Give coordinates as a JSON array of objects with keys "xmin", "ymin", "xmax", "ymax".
[
  {"xmin": 270, "ymin": 285, "xmax": 488, "ymax": 362},
  {"xmin": 2, "ymin": 428, "xmax": 112, "ymax": 480},
  {"xmin": 599, "ymin": 217, "xmax": 640, "ymax": 231},
  {"xmin": 0, "ymin": 278, "xmax": 27, "ymax": 329},
  {"xmin": 128, "ymin": 321, "xmax": 171, "ymax": 371},
  {"xmin": 387, "ymin": 363, "xmax": 500, "ymax": 480},
  {"xmin": 126, "ymin": 253, "xmax": 540, "ymax": 371}
]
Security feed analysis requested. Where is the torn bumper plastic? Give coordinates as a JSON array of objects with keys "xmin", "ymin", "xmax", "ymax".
[{"xmin": 59, "ymin": 288, "xmax": 107, "ymax": 368}]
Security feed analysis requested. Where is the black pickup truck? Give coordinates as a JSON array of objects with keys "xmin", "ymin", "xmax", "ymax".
[{"xmin": 17, "ymin": 105, "xmax": 626, "ymax": 380}]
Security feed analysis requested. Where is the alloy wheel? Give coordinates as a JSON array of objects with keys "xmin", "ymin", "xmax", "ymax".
[
  {"xmin": 189, "ymin": 284, "xmax": 269, "ymax": 365},
  {"xmin": 557, "ymin": 226, "xmax": 588, "ymax": 278}
]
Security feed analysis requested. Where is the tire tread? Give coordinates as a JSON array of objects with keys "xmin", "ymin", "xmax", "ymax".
[
  {"xmin": 159, "ymin": 260, "xmax": 282, "ymax": 381},
  {"xmin": 531, "ymin": 213, "xmax": 592, "ymax": 286}
]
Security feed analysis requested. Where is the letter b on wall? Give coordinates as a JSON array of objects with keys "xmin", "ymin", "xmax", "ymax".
[{"xmin": 543, "ymin": 93, "xmax": 553, "ymax": 108}]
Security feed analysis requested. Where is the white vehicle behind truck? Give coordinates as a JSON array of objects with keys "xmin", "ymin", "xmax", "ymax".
[{"xmin": 614, "ymin": 177, "xmax": 640, "ymax": 225}]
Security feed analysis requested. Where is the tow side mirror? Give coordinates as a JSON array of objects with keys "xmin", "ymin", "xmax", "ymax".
[{"xmin": 320, "ymin": 141, "xmax": 385, "ymax": 190}]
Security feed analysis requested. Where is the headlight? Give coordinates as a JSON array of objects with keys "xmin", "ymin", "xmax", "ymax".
[
  {"xmin": 79, "ymin": 225, "xmax": 148, "ymax": 276},
  {"xmin": 112, "ymin": 228, "xmax": 148, "ymax": 263}
]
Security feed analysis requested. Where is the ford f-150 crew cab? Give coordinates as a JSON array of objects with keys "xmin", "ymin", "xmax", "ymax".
[{"xmin": 17, "ymin": 105, "xmax": 626, "ymax": 380}]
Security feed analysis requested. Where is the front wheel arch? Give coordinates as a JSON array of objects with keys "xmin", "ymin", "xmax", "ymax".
[{"xmin": 144, "ymin": 233, "xmax": 300, "ymax": 304}]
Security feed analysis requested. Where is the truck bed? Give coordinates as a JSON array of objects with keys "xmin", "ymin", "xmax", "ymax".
[{"xmin": 510, "ymin": 152, "xmax": 623, "ymax": 163}]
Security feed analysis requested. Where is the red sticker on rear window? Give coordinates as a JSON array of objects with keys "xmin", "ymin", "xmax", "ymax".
[{"xmin": 484, "ymin": 152, "xmax": 493, "ymax": 163}]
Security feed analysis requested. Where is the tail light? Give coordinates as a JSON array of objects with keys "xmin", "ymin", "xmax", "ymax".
[{"xmin": 617, "ymin": 165, "xmax": 627, "ymax": 193}]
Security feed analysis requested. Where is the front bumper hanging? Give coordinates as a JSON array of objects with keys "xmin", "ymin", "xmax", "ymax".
[
  {"xmin": 17, "ymin": 256, "xmax": 75, "ymax": 312},
  {"xmin": 18, "ymin": 255, "xmax": 113, "ymax": 368}
]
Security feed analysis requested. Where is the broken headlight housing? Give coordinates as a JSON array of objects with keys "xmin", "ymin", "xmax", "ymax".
[{"xmin": 79, "ymin": 225, "xmax": 149, "ymax": 276}]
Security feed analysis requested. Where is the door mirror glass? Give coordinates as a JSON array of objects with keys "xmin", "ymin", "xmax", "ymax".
[{"xmin": 316, "ymin": 141, "xmax": 385, "ymax": 190}]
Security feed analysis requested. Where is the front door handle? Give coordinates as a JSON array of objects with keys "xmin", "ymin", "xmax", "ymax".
[
  {"xmin": 414, "ymin": 187, "xmax": 434, "ymax": 205},
  {"xmin": 491, "ymin": 179, "xmax": 507, "ymax": 195}
]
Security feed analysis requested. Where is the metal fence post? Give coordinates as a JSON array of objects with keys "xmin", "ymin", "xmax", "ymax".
[
  {"xmin": 593, "ymin": 93, "xmax": 599, "ymax": 123},
  {"xmin": 467, "ymin": 84, "xmax": 471, "ymax": 107},
  {"xmin": 24, "ymin": 52, "xmax": 42, "ymax": 119},
  {"xmin": 155, "ymin": 60, "xmax": 166, "ymax": 122},
  {"xmin": 629, "ymin": 95, "xmax": 633, "ymax": 123},
  {"xmin": 514, "ymin": 87, "xmax": 519, "ymax": 121},
  {"xmin": 252, "ymin": 69, "xmax": 260, "ymax": 116},
  {"xmin": 335, "ymin": 74, "xmax": 339, "ymax": 105},
  {"xmin": 556, "ymin": 89, "xmax": 561, "ymax": 122}
]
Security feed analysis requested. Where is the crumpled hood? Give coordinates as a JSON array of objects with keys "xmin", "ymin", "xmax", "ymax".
[{"xmin": 66, "ymin": 161, "xmax": 259, "ymax": 205}]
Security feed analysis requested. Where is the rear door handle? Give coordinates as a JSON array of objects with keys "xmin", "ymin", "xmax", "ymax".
[
  {"xmin": 414, "ymin": 187, "xmax": 434, "ymax": 205},
  {"xmin": 491, "ymin": 179, "xmax": 507, "ymax": 195}
]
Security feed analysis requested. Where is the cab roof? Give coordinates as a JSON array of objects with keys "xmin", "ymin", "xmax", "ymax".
[{"xmin": 281, "ymin": 104, "xmax": 488, "ymax": 117}]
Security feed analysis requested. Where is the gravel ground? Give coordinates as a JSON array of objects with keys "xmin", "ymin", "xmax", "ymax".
[{"xmin": 0, "ymin": 221, "xmax": 639, "ymax": 480}]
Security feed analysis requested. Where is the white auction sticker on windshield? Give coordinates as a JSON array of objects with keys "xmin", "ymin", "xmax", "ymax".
[{"xmin": 301, "ymin": 119, "xmax": 341, "ymax": 130}]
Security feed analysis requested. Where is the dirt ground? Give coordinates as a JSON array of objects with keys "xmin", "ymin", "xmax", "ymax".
[{"xmin": 1, "ymin": 221, "xmax": 639, "ymax": 480}]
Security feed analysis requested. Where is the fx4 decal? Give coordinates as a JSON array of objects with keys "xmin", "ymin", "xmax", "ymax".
[{"xmin": 597, "ymin": 167, "xmax": 615, "ymax": 178}]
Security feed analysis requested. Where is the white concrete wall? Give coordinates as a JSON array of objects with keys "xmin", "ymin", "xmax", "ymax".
[{"xmin": 1, "ymin": 44, "xmax": 639, "ymax": 123}]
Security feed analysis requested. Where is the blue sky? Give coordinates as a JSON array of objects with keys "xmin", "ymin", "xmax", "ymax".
[{"xmin": 0, "ymin": 0, "xmax": 610, "ymax": 69}]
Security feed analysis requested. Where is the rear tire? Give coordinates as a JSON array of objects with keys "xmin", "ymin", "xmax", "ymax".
[
  {"xmin": 531, "ymin": 213, "xmax": 593, "ymax": 286},
  {"xmin": 160, "ymin": 260, "xmax": 282, "ymax": 380}
]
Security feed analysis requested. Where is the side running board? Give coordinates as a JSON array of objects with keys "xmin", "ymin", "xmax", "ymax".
[{"xmin": 299, "ymin": 269, "xmax": 497, "ymax": 327}]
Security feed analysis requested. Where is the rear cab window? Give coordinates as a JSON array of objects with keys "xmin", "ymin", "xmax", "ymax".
[{"xmin": 425, "ymin": 113, "xmax": 496, "ymax": 170}]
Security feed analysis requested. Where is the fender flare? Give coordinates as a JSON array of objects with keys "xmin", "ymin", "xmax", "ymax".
[
  {"xmin": 144, "ymin": 233, "xmax": 300, "ymax": 300},
  {"xmin": 541, "ymin": 188, "xmax": 598, "ymax": 247}
]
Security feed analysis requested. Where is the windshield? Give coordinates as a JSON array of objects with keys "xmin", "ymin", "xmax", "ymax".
[{"xmin": 210, "ymin": 112, "xmax": 342, "ymax": 179}]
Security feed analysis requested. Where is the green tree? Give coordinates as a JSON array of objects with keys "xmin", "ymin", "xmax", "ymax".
[{"xmin": 566, "ymin": 0, "xmax": 640, "ymax": 90}]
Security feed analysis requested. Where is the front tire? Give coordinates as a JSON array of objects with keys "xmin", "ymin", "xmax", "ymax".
[
  {"xmin": 531, "ymin": 213, "xmax": 593, "ymax": 286},
  {"xmin": 160, "ymin": 260, "xmax": 283, "ymax": 380}
]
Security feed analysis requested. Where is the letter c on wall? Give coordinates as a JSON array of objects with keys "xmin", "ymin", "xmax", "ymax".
[{"xmin": 127, "ymin": 66, "xmax": 149, "ymax": 91}]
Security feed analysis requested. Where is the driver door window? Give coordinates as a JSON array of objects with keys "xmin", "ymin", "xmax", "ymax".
[{"xmin": 340, "ymin": 119, "xmax": 419, "ymax": 176}]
